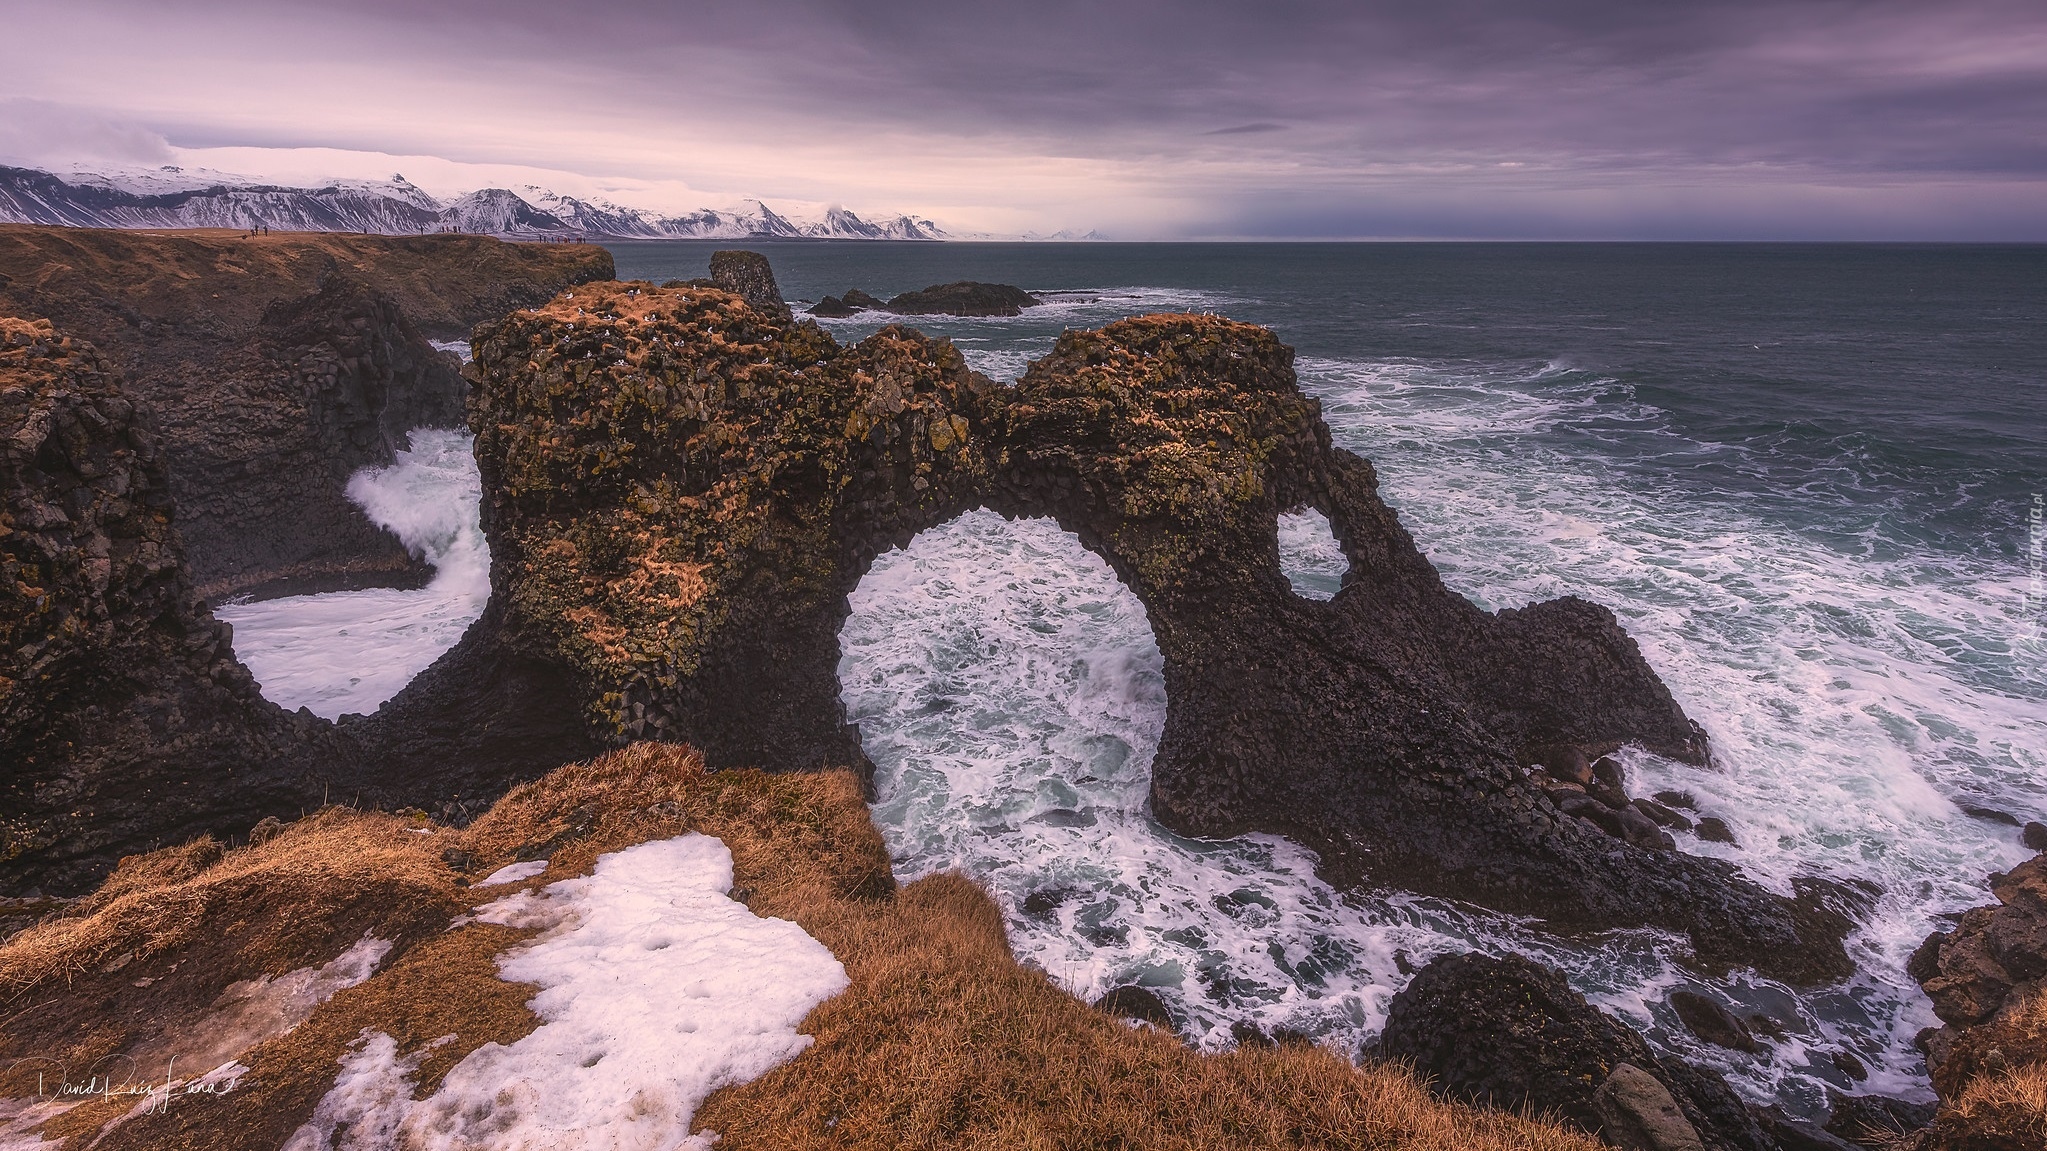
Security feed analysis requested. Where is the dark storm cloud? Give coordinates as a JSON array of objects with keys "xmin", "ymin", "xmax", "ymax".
[{"xmin": 11, "ymin": 0, "xmax": 2046, "ymax": 236}]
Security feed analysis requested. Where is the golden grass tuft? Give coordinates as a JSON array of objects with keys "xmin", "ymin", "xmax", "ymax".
[{"xmin": 11, "ymin": 744, "xmax": 1604, "ymax": 1150}]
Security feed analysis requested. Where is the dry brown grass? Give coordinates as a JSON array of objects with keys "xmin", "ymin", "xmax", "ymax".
[
  {"xmin": 9, "ymin": 744, "xmax": 1603, "ymax": 1151},
  {"xmin": 1922, "ymin": 985, "xmax": 2047, "ymax": 1150}
]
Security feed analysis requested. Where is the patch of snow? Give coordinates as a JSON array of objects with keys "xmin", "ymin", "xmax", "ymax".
[
  {"xmin": 474, "ymin": 860, "xmax": 548, "ymax": 887},
  {"xmin": 287, "ymin": 835, "xmax": 848, "ymax": 1150}
]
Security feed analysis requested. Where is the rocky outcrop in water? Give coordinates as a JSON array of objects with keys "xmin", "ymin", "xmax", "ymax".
[
  {"xmin": 369, "ymin": 271, "xmax": 1850, "ymax": 981},
  {"xmin": 0, "ymin": 318, "xmax": 345, "ymax": 894},
  {"xmin": 0, "ymin": 225, "xmax": 612, "ymax": 598},
  {"xmin": 1379, "ymin": 952, "xmax": 1771, "ymax": 1151},
  {"xmin": 886, "ymin": 281, "xmax": 1039, "ymax": 316}
]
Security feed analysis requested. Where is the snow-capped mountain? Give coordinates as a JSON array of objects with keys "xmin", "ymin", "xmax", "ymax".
[{"xmin": 0, "ymin": 166, "xmax": 951, "ymax": 241}]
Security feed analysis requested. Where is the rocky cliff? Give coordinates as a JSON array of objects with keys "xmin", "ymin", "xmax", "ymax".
[
  {"xmin": 1906, "ymin": 851, "xmax": 2047, "ymax": 1149},
  {"xmin": 0, "ymin": 318, "xmax": 347, "ymax": 895},
  {"xmin": 360, "ymin": 277, "xmax": 1849, "ymax": 982},
  {"xmin": 0, "ymin": 225, "xmax": 612, "ymax": 598}
]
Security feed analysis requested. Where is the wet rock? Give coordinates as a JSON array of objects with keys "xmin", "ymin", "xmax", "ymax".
[
  {"xmin": 885, "ymin": 281, "xmax": 1039, "ymax": 316},
  {"xmin": 1657, "ymin": 790, "xmax": 1699, "ymax": 811},
  {"xmin": 1830, "ymin": 1049, "xmax": 1868, "ymax": 1081},
  {"xmin": 1529, "ymin": 744, "xmax": 1596, "ymax": 787},
  {"xmin": 1821, "ymin": 1092, "xmax": 1934, "ymax": 1148},
  {"xmin": 1696, "ymin": 817, "xmax": 1739, "ymax": 846},
  {"xmin": 809, "ymin": 295, "xmax": 857, "ymax": 317},
  {"xmin": 1669, "ymin": 990, "xmax": 1760, "ymax": 1053},
  {"xmin": 1619, "ymin": 806, "xmax": 1678, "ymax": 851},
  {"xmin": 1590, "ymin": 755, "xmax": 1631, "ymax": 809},
  {"xmin": 708, "ymin": 249, "xmax": 792, "ymax": 322},
  {"xmin": 1022, "ymin": 887, "xmax": 1074, "ymax": 919},
  {"xmin": 1637, "ymin": 797, "xmax": 1695, "ymax": 831},
  {"xmin": 1753, "ymin": 1105, "xmax": 1861, "ymax": 1151},
  {"xmin": 1379, "ymin": 953, "xmax": 1773, "ymax": 1151},
  {"xmin": 1230, "ymin": 1020, "xmax": 1274, "ymax": 1048},
  {"xmin": 1095, "ymin": 985, "xmax": 1174, "ymax": 1027},
  {"xmin": 1958, "ymin": 803, "xmax": 2022, "ymax": 827},
  {"xmin": 842, "ymin": 289, "xmax": 887, "ymax": 310},
  {"xmin": 1594, "ymin": 1063, "xmax": 1707, "ymax": 1151}
]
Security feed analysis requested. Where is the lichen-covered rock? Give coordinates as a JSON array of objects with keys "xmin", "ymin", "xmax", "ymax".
[
  {"xmin": 708, "ymin": 249, "xmax": 792, "ymax": 323},
  {"xmin": 1379, "ymin": 953, "xmax": 1771, "ymax": 1151},
  {"xmin": 383, "ymin": 274, "xmax": 1852, "ymax": 981},
  {"xmin": 0, "ymin": 318, "xmax": 350, "ymax": 893}
]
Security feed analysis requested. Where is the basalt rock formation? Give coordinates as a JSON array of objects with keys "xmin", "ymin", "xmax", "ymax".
[
  {"xmin": 1905, "ymin": 850, "xmax": 2047, "ymax": 1149},
  {"xmin": 369, "ymin": 275, "xmax": 1850, "ymax": 982},
  {"xmin": 1379, "ymin": 952, "xmax": 1771, "ymax": 1151},
  {"xmin": 0, "ymin": 225, "xmax": 612, "ymax": 598},
  {"xmin": 0, "ymin": 318, "xmax": 346, "ymax": 894}
]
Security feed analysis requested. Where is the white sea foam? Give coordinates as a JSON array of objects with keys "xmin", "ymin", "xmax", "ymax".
[
  {"xmin": 1277, "ymin": 508, "xmax": 1347, "ymax": 600},
  {"xmin": 218, "ymin": 429, "xmax": 487, "ymax": 720}
]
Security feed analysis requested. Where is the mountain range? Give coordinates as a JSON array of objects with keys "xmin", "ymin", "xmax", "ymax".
[{"xmin": 0, "ymin": 165, "xmax": 951, "ymax": 240}]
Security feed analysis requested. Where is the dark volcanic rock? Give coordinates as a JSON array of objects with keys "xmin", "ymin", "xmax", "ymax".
[
  {"xmin": 1378, "ymin": 953, "xmax": 1772, "ymax": 1151},
  {"xmin": 885, "ymin": 281, "xmax": 1039, "ymax": 316},
  {"xmin": 708, "ymin": 249, "xmax": 791, "ymax": 323},
  {"xmin": 395, "ymin": 280, "xmax": 1851, "ymax": 980},
  {"xmin": 0, "ymin": 318, "xmax": 351, "ymax": 893},
  {"xmin": 842, "ymin": 288, "xmax": 886, "ymax": 310},
  {"xmin": 1697, "ymin": 817, "xmax": 1739, "ymax": 846},
  {"xmin": 2024, "ymin": 821, "xmax": 2047, "ymax": 851},
  {"xmin": 809, "ymin": 295, "xmax": 857, "ymax": 317},
  {"xmin": 1822, "ymin": 1093, "xmax": 1934, "ymax": 1148},
  {"xmin": 1669, "ymin": 989, "xmax": 1761, "ymax": 1053},
  {"xmin": 0, "ymin": 226, "xmax": 612, "ymax": 599},
  {"xmin": 1095, "ymin": 985, "xmax": 1174, "ymax": 1027}
]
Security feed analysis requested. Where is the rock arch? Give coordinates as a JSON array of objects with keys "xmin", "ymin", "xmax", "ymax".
[{"xmin": 350, "ymin": 277, "xmax": 1847, "ymax": 981}]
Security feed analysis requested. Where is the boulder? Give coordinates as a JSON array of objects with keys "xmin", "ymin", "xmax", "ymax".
[
  {"xmin": 1697, "ymin": 817, "xmax": 1739, "ymax": 846},
  {"xmin": 1095, "ymin": 985, "xmax": 1174, "ymax": 1027},
  {"xmin": 2023, "ymin": 821, "xmax": 2047, "ymax": 852},
  {"xmin": 1378, "ymin": 953, "xmax": 1773, "ymax": 1151},
  {"xmin": 1669, "ymin": 990, "xmax": 1760, "ymax": 1053},
  {"xmin": 1594, "ymin": 1063, "xmax": 1707, "ymax": 1151},
  {"xmin": 1590, "ymin": 755, "xmax": 1631, "ymax": 809}
]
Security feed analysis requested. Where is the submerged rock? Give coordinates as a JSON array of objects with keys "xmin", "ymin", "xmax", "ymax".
[{"xmin": 384, "ymin": 272, "xmax": 1852, "ymax": 979}]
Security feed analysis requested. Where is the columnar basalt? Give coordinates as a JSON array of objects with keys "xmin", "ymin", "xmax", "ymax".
[
  {"xmin": 391, "ymin": 277, "xmax": 1850, "ymax": 981},
  {"xmin": 0, "ymin": 225, "xmax": 614, "ymax": 598},
  {"xmin": 0, "ymin": 318, "xmax": 348, "ymax": 894}
]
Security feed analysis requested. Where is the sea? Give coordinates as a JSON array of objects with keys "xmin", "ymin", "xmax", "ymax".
[{"xmin": 222, "ymin": 242, "xmax": 2047, "ymax": 1115}]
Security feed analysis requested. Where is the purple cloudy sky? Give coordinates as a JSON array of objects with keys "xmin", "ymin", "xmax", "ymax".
[{"xmin": 3, "ymin": 0, "xmax": 2043, "ymax": 238}]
